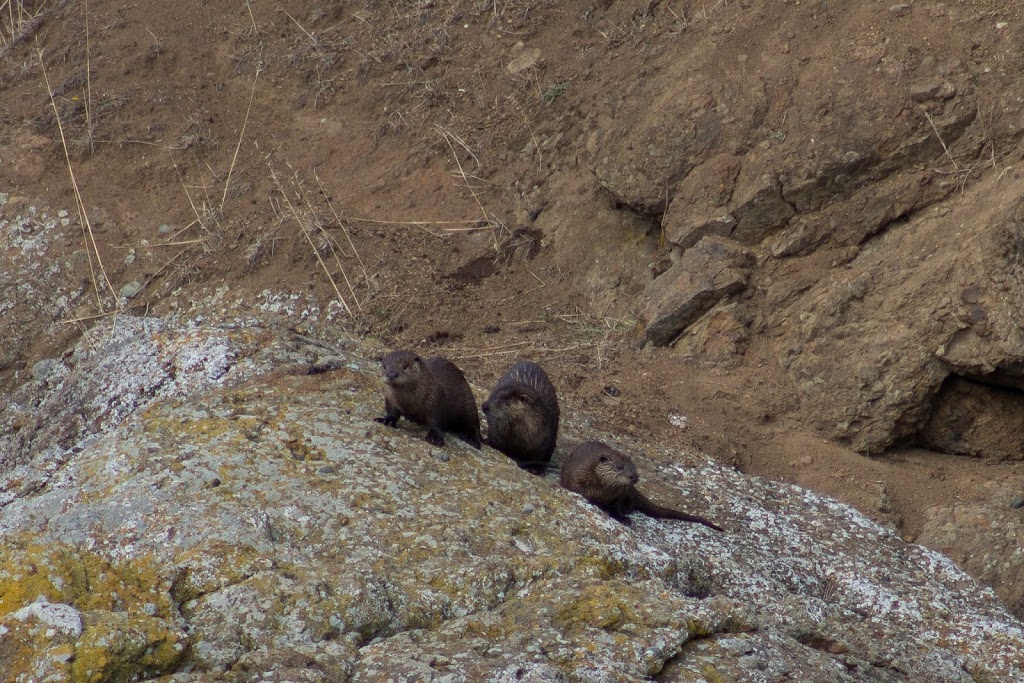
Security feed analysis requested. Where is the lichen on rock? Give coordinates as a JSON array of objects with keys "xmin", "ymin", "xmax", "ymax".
[{"xmin": 0, "ymin": 317, "xmax": 1022, "ymax": 681}]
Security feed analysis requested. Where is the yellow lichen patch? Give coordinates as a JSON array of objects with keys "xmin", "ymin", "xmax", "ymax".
[
  {"xmin": 283, "ymin": 426, "xmax": 327, "ymax": 462},
  {"xmin": 549, "ymin": 580, "xmax": 685, "ymax": 635},
  {"xmin": 141, "ymin": 412, "xmax": 248, "ymax": 445},
  {"xmin": 0, "ymin": 619, "xmax": 76, "ymax": 683},
  {"xmin": 0, "ymin": 538, "xmax": 170, "ymax": 618},
  {"xmin": 71, "ymin": 611, "xmax": 185, "ymax": 683},
  {"xmin": 170, "ymin": 542, "xmax": 272, "ymax": 606}
]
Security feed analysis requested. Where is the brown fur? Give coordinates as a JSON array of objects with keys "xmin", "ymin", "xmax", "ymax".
[
  {"xmin": 559, "ymin": 441, "xmax": 724, "ymax": 531},
  {"xmin": 374, "ymin": 350, "xmax": 482, "ymax": 448},
  {"xmin": 482, "ymin": 360, "xmax": 559, "ymax": 474}
]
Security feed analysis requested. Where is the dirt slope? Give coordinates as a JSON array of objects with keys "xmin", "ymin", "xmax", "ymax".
[{"xmin": 3, "ymin": 0, "xmax": 1024, "ymax": 614}]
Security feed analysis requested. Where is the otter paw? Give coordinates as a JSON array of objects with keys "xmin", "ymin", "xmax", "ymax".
[{"xmin": 424, "ymin": 429, "xmax": 446, "ymax": 447}]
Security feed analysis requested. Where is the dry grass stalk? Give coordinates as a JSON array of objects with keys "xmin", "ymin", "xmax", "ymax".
[
  {"xmin": 83, "ymin": 0, "xmax": 94, "ymax": 154},
  {"xmin": 169, "ymin": 156, "xmax": 210, "ymax": 234},
  {"xmin": 314, "ymin": 170, "xmax": 371, "ymax": 301},
  {"xmin": 921, "ymin": 107, "xmax": 973, "ymax": 193},
  {"xmin": 295, "ymin": 167, "xmax": 361, "ymax": 311},
  {"xmin": 1, "ymin": 0, "xmax": 44, "ymax": 46},
  {"xmin": 436, "ymin": 125, "xmax": 507, "ymax": 246},
  {"xmin": 244, "ymin": 0, "xmax": 258, "ymax": 34},
  {"xmin": 264, "ymin": 154, "xmax": 355, "ymax": 318},
  {"xmin": 38, "ymin": 44, "xmax": 116, "ymax": 311},
  {"xmin": 221, "ymin": 65, "xmax": 260, "ymax": 212}
]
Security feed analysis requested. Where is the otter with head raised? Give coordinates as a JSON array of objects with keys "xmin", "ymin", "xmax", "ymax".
[
  {"xmin": 559, "ymin": 441, "xmax": 723, "ymax": 531},
  {"xmin": 374, "ymin": 350, "xmax": 482, "ymax": 449},
  {"xmin": 482, "ymin": 360, "xmax": 559, "ymax": 474}
]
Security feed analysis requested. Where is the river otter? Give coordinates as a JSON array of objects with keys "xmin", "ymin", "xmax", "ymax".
[
  {"xmin": 482, "ymin": 360, "xmax": 559, "ymax": 474},
  {"xmin": 374, "ymin": 350, "xmax": 482, "ymax": 449},
  {"xmin": 560, "ymin": 441, "xmax": 723, "ymax": 531}
]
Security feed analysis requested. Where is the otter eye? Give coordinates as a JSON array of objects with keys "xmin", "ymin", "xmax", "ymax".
[{"xmin": 598, "ymin": 455, "xmax": 608, "ymax": 463}]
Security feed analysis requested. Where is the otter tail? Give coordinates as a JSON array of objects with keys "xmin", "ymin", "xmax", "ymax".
[{"xmin": 633, "ymin": 491, "xmax": 725, "ymax": 532}]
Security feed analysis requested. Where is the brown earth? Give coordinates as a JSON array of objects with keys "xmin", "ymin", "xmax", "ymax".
[{"xmin": 3, "ymin": 0, "xmax": 1024, "ymax": 612}]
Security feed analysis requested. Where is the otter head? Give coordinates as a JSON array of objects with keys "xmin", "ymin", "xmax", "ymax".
[
  {"xmin": 595, "ymin": 449, "xmax": 640, "ymax": 490},
  {"xmin": 482, "ymin": 386, "xmax": 539, "ymax": 423},
  {"xmin": 380, "ymin": 350, "xmax": 424, "ymax": 386}
]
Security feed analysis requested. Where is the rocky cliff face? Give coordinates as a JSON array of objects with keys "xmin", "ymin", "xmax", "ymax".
[
  {"xmin": 1, "ymin": 316, "xmax": 1021, "ymax": 682},
  {"xmin": 619, "ymin": 2, "xmax": 1024, "ymax": 457}
]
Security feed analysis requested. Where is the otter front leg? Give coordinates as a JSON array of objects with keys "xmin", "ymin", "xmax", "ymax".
[
  {"xmin": 424, "ymin": 427, "xmax": 446, "ymax": 447},
  {"xmin": 603, "ymin": 499, "xmax": 633, "ymax": 525},
  {"xmin": 374, "ymin": 398, "xmax": 401, "ymax": 427}
]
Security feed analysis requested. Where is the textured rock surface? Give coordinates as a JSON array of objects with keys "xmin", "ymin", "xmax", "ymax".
[
  {"xmin": 640, "ymin": 237, "xmax": 754, "ymax": 347},
  {"xmin": 1, "ymin": 316, "xmax": 1023, "ymax": 681},
  {"xmin": 774, "ymin": 182, "xmax": 1024, "ymax": 453},
  {"xmin": 917, "ymin": 481, "xmax": 1024, "ymax": 619}
]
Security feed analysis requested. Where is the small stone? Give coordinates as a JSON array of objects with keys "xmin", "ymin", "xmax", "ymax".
[
  {"xmin": 913, "ymin": 81, "xmax": 950, "ymax": 102},
  {"xmin": 432, "ymin": 451, "xmax": 450, "ymax": 463},
  {"xmin": 31, "ymin": 358, "xmax": 60, "ymax": 382},
  {"xmin": 522, "ymin": 503, "xmax": 535, "ymax": 514},
  {"xmin": 158, "ymin": 223, "xmax": 172, "ymax": 234},
  {"xmin": 1010, "ymin": 496, "xmax": 1024, "ymax": 509},
  {"xmin": 318, "ymin": 466, "xmax": 338, "ymax": 475},
  {"xmin": 738, "ymin": 655, "xmax": 760, "ymax": 669},
  {"xmin": 643, "ymin": 646, "xmax": 666, "ymax": 675},
  {"xmin": 119, "ymin": 281, "xmax": 143, "ymax": 300},
  {"xmin": 889, "ymin": 3, "xmax": 911, "ymax": 15}
]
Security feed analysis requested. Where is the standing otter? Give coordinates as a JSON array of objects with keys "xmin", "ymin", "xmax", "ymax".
[
  {"xmin": 482, "ymin": 360, "xmax": 560, "ymax": 474},
  {"xmin": 560, "ymin": 441, "xmax": 723, "ymax": 531},
  {"xmin": 374, "ymin": 350, "xmax": 482, "ymax": 449}
]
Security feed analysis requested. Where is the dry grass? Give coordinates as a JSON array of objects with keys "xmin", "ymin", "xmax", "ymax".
[
  {"xmin": 436, "ymin": 125, "xmax": 511, "ymax": 247},
  {"xmin": 281, "ymin": 7, "xmax": 349, "ymax": 108},
  {"xmin": 0, "ymin": 0, "xmax": 45, "ymax": 47},
  {"xmin": 38, "ymin": 44, "xmax": 116, "ymax": 312},
  {"xmin": 263, "ymin": 152, "xmax": 360, "ymax": 319}
]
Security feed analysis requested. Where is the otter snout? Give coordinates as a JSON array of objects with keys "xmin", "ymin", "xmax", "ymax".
[{"xmin": 481, "ymin": 400, "xmax": 491, "ymax": 413}]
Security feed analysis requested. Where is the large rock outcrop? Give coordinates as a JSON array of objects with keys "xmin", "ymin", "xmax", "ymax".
[
  {"xmin": 616, "ymin": 2, "xmax": 1024, "ymax": 457},
  {"xmin": 1, "ymin": 316, "xmax": 1022, "ymax": 681}
]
